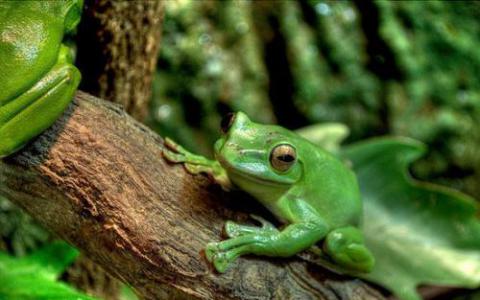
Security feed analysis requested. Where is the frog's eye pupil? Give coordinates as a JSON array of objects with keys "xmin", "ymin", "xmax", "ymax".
[
  {"xmin": 221, "ymin": 113, "xmax": 235, "ymax": 134},
  {"xmin": 270, "ymin": 144, "xmax": 296, "ymax": 172},
  {"xmin": 278, "ymin": 154, "xmax": 294, "ymax": 162}
]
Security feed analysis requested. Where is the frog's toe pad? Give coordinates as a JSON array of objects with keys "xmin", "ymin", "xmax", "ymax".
[
  {"xmin": 330, "ymin": 244, "xmax": 374, "ymax": 273},
  {"xmin": 205, "ymin": 242, "xmax": 219, "ymax": 262},
  {"xmin": 224, "ymin": 221, "xmax": 241, "ymax": 238},
  {"xmin": 184, "ymin": 163, "xmax": 202, "ymax": 174},
  {"xmin": 212, "ymin": 253, "xmax": 231, "ymax": 273},
  {"xmin": 162, "ymin": 148, "xmax": 185, "ymax": 163},
  {"xmin": 346, "ymin": 244, "xmax": 374, "ymax": 272},
  {"xmin": 164, "ymin": 137, "xmax": 181, "ymax": 151}
]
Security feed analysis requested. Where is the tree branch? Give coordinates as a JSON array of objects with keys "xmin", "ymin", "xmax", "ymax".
[{"xmin": 0, "ymin": 91, "xmax": 384, "ymax": 300}]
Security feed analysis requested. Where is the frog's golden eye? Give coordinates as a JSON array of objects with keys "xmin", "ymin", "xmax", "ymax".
[
  {"xmin": 221, "ymin": 112, "xmax": 236, "ymax": 134},
  {"xmin": 270, "ymin": 144, "xmax": 296, "ymax": 172}
]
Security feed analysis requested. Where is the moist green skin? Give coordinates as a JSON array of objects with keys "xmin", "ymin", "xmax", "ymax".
[
  {"xmin": 0, "ymin": 1, "xmax": 83, "ymax": 157},
  {"xmin": 163, "ymin": 112, "xmax": 374, "ymax": 273}
]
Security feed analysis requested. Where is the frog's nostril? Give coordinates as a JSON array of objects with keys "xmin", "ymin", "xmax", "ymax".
[{"xmin": 220, "ymin": 112, "xmax": 236, "ymax": 134}]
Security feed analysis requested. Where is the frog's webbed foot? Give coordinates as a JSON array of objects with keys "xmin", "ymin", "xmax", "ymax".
[
  {"xmin": 323, "ymin": 226, "xmax": 374, "ymax": 273},
  {"xmin": 206, "ymin": 222, "xmax": 328, "ymax": 273},
  {"xmin": 162, "ymin": 137, "xmax": 231, "ymax": 190},
  {"xmin": 224, "ymin": 214, "xmax": 278, "ymax": 238}
]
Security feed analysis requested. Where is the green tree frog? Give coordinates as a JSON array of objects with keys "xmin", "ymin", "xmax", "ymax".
[
  {"xmin": 0, "ymin": 0, "xmax": 83, "ymax": 157},
  {"xmin": 163, "ymin": 112, "xmax": 375, "ymax": 273}
]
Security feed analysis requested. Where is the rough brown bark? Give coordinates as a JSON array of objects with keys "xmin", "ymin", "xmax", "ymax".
[
  {"xmin": 76, "ymin": 0, "xmax": 164, "ymax": 121},
  {"xmin": 0, "ymin": 91, "xmax": 385, "ymax": 300},
  {"xmin": 73, "ymin": 2, "xmax": 164, "ymax": 296}
]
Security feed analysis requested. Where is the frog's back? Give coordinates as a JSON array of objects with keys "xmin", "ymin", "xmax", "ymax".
[
  {"xmin": 299, "ymin": 142, "xmax": 362, "ymax": 227},
  {"xmin": 0, "ymin": 2, "xmax": 64, "ymax": 104}
]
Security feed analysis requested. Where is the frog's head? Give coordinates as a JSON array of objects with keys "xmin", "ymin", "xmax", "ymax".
[{"xmin": 214, "ymin": 112, "xmax": 303, "ymax": 194}]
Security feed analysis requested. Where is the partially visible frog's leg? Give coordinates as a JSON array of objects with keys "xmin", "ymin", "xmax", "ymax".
[
  {"xmin": 0, "ymin": 60, "xmax": 80, "ymax": 157},
  {"xmin": 206, "ymin": 222, "xmax": 328, "ymax": 273},
  {"xmin": 224, "ymin": 214, "xmax": 278, "ymax": 238},
  {"xmin": 323, "ymin": 226, "xmax": 374, "ymax": 273},
  {"xmin": 163, "ymin": 137, "xmax": 231, "ymax": 190}
]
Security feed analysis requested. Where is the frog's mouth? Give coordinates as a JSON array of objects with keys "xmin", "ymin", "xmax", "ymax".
[{"xmin": 215, "ymin": 151, "xmax": 295, "ymax": 187}]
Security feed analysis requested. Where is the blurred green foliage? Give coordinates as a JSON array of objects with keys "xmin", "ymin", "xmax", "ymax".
[
  {"xmin": 0, "ymin": 196, "xmax": 49, "ymax": 256},
  {"xmin": 149, "ymin": 0, "xmax": 275, "ymax": 153},
  {"xmin": 0, "ymin": 241, "xmax": 97, "ymax": 299},
  {"xmin": 149, "ymin": 0, "xmax": 480, "ymax": 201}
]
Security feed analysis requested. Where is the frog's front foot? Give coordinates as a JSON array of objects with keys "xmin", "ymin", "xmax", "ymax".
[
  {"xmin": 205, "ymin": 242, "xmax": 219, "ymax": 263},
  {"xmin": 224, "ymin": 215, "xmax": 278, "ymax": 238},
  {"xmin": 206, "ymin": 222, "xmax": 327, "ymax": 273},
  {"xmin": 162, "ymin": 138, "xmax": 208, "ymax": 167},
  {"xmin": 324, "ymin": 227, "xmax": 374, "ymax": 273},
  {"xmin": 162, "ymin": 138, "xmax": 231, "ymax": 190},
  {"xmin": 203, "ymin": 242, "xmax": 227, "ymax": 273}
]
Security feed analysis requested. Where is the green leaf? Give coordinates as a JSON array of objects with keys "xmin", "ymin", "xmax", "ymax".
[
  {"xmin": 342, "ymin": 137, "xmax": 480, "ymax": 300},
  {"xmin": 0, "ymin": 241, "xmax": 97, "ymax": 300}
]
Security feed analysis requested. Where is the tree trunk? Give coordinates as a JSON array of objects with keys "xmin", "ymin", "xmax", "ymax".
[
  {"xmin": 0, "ymin": 91, "xmax": 384, "ymax": 300},
  {"xmin": 73, "ymin": 2, "xmax": 164, "ymax": 297},
  {"xmin": 75, "ymin": 0, "xmax": 164, "ymax": 121}
]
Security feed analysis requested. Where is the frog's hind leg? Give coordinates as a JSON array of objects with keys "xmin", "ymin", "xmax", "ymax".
[
  {"xmin": 323, "ymin": 226, "xmax": 374, "ymax": 273},
  {"xmin": 0, "ymin": 63, "xmax": 80, "ymax": 157}
]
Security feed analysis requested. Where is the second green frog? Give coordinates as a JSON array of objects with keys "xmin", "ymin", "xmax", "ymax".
[
  {"xmin": 163, "ymin": 112, "xmax": 374, "ymax": 273},
  {"xmin": 0, "ymin": 0, "xmax": 82, "ymax": 157}
]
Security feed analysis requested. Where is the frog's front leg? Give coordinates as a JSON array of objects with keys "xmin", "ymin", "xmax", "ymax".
[
  {"xmin": 323, "ymin": 226, "xmax": 374, "ymax": 273},
  {"xmin": 0, "ymin": 60, "xmax": 80, "ymax": 157},
  {"xmin": 206, "ymin": 222, "xmax": 328, "ymax": 272},
  {"xmin": 162, "ymin": 138, "xmax": 231, "ymax": 190}
]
